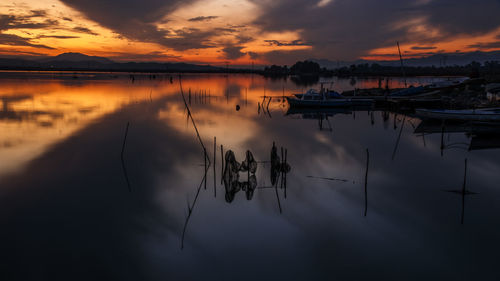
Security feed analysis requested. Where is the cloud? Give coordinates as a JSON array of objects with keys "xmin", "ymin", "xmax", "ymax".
[
  {"xmin": 0, "ymin": 33, "xmax": 54, "ymax": 49},
  {"xmin": 59, "ymin": 0, "xmax": 209, "ymax": 50},
  {"xmin": 0, "ymin": 14, "xmax": 58, "ymax": 31},
  {"xmin": 222, "ymin": 45, "xmax": 246, "ymax": 60},
  {"xmin": 264, "ymin": 39, "xmax": 308, "ymax": 47},
  {"xmin": 0, "ymin": 49, "xmax": 48, "ymax": 58},
  {"xmin": 37, "ymin": 35, "xmax": 80, "ymax": 39},
  {"xmin": 249, "ymin": 0, "xmax": 500, "ymax": 60},
  {"xmin": 411, "ymin": 46, "xmax": 437, "ymax": 50},
  {"xmin": 467, "ymin": 41, "xmax": 500, "ymax": 49},
  {"xmin": 160, "ymin": 28, "xmax": 216, "ymax": 51},
  {"xmin": 108, "ymin": 51, "xmax": 182, "ymax": 61},
  {"xmin": 188, "ymin": 16, "xmax": 218, "ymax": 22},
  {"xmin": 248, "ymin": 51, "xmax": 259, "ymax": 60},
  {"xmin": 72, "ymin": 26, "xmax": 98, "ymax": 35}
]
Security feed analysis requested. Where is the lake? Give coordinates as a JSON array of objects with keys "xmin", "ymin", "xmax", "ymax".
[{"xmin": 1, "ymin": 72, "xmax": 499, "ymax": 281}]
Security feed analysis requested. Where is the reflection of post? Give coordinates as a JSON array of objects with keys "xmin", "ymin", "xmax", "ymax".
[
  {"xmin": 284, "ymin": 148, "xmax": 288, "ymax": 199},
  {"xmin": 213, "ymin": 137, "xmax": 216, "ymax": 197},
  {"xmin": 220, "ymin": 145, "xmax": 224, "ymax": 185},
  {"xmin": 274, "ymin": 179, "xmax": 283, "ymax": 214},
  {"xmin": 120, "ymin": 122, "xmax": 131, "ymax": 192},
  {"xmin": 280, "ymin": 147, "xmax": 284, "ymax": 189},
  {"xmin": 391, "ymin": 116, "xmax": 406, "ymax": 160},
  {"xmin": 444, "ymin": 158, "xmax": 478, "ymax": 225},
  {"xmin": 461, "ymin": 158, "xmax": 467, "ymax": 224},
  {"xmin": 440, "ymin": 120, "xmax": 445, "ymax": 157},
  {"xmin": 181, "ymin": 163, "xmax": 209, "ymax": 249},
  {"xmin": 364, "ymin": 149, "xmax": 369, "ymax": 217},
  {"xmin": 204, "ymin": 148, "xmax": 207, "ymax": 190}
]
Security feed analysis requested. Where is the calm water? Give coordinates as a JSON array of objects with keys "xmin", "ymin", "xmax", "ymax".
[{"xmin": 1, "ymin": 73, "xmax": 499, "ymax": 281}]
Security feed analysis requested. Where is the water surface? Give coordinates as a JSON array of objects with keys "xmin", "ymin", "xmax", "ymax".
[{"xmin": 1, "ymin": 73, "xmax": 499, "ymax": 281}]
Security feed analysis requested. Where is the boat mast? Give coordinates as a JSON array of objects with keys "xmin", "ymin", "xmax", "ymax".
[{"xmin": 397, "ymin": 41, "xmax": 407, "ymax": 88}]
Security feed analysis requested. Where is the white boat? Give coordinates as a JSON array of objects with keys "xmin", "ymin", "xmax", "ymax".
[
  {"xmin": 287, "ymin": 89, "xmax": 374, "ymax": 108},
  {"xmin": 416, "ymin": 108, "xmax": 500, "ymax": 121}
]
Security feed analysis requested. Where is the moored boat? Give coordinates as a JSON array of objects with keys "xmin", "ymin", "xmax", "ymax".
[
  {"xmin": 287, "ymin": 88, "xmax": 374, "ymax": 108},
  {"xmin": 416, "ymin": 108, "xmax": 500, "ymax": 121}
]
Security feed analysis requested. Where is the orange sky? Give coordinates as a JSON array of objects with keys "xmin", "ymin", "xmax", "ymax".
[{"xmin": 1, "ymin": 0, "xmax": 500, "ymax": 65}]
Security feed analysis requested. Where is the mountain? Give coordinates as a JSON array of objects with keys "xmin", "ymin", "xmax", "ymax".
[
  {"xmin": 39, "ymin": 52, "xmax": 114, "ymax": 64},
  {"xmin": 310, "ymin": 50, "xmax": 500, "ymax": 69},
  {"xmin": 0, "ymin": 52, "xmax": 225, "ymax": 72}
]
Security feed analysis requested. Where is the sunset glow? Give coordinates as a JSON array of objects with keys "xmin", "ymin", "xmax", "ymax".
[{"xmin": 1, "ymin": 0, "xmax": 500, "ymax": 64}]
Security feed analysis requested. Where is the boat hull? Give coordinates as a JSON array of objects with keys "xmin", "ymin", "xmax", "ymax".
[
  {"xmin": 416, "ymin": 108, "xmax": 500, "ymax": 121},
  {"xmin": 286, "ymin": 97, "xmax": 374, "ymax": 108}
]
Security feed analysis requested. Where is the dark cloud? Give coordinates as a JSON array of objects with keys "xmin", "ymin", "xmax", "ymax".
[
  {"xmin": 260, "ymin": 49, "xmax": 319, "ymax": 65},
  {"xmin": 72, "ymin": 26, "xmax": 98, "ymax": 35},
  {"xmin": 411, "ymin": 46, "xmax": 437, "ymax": 50},
  {"xmin": 0, "ymin": 33, "xmax": 54, "ymax": 49},
  {"xmin": 29, "ymin": 10, "xmax": 48, "ymax": 17},
  {"xmin": 0, "ymin": 49, "xmax": 48, "ymax": 57},
  {"xmin": 188, "ymin": 16, "xmax": 218, "ymax": 22},
  {"xmin": 250, "ymin": 0, "xmax": 500, "ymax": 61},
  {"xmin": 160, "ymin": 28, "xmax": 216, "ymax": 51},
  {"xmin": 215, "ymin": 27, "xmax": 238, "ymax": 34},
  {"xmin": 0, "ymin": 14, "xmax": 58, "ymax": 31},
  {"xmin": 62, "ymin": 17, "xmax": 73, "ymax": 22},
  {"xmin": 108, "ymin": 51, "xmax": 182, "ymax": 61},
  {"xmin": 222, "ymin": 45, "xmax": 246, "ymax": 60},
  {"xmin": 59, "ymin": 0, "xmax": 212, "ymax": 50},
  {"xmin": 467, "ymin": 41, "xmax": 500, "ymax": 49},
  {"xmin": 248, "ymin": 51, "xmax": 259, "ymax": 60},
  {"xmin": 264, "ymin": 39, "xmax": 308, "ymax": 47},
  {"xmin": 37, "ymin": 35, "xmax": 80, "ymax": 39}
]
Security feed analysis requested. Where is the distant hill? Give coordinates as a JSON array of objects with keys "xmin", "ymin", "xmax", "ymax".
[
  {"xmin": 310, "ymin": 50, "xmax": 500, "ymax": 69},
  {"xmin": 38, "ymin": 52, "xmax": 114, "ymax": 64},
  {"xmin": 0, "ymin": 52, "xmax": 224, "ymax": 72}
]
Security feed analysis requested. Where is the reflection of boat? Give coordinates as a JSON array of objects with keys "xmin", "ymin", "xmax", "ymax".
[
  {"xmin": 294, "ymin": 89, "xmax": 343, "ymax": 99},
  {"xmin": 416, "ymin": 108, "xmax": 500, "ymax": 121},
  {"xmin": 285, "ymin": 107, "xmax": 352, "ymax": 116},
  {"xmin": 469, "ymin": 134, "xmax": 500, "ymax": 150},
  {"xmin": 286, "ymin": 96, "xmax": 373, "ymax": 107},
  {"xmin": 414, "ymin": 119, "xmax": 500, "ymax": 152},
  {"xmin": 287, "ymin": 89, "xmax": 374, "ymax": 108},
  {"xmin": 426, "ymin": 79, "xmax": 463, "ymax": 89},
  {"xmin": 415, "ymin": 119, "xmax": 500, "ymax": 134},
  {"xmin": 389, "ymin": 86, "xmax": 426, "ymax": 97}
]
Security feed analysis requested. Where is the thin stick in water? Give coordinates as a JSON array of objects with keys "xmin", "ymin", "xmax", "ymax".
[
  {"xmin": 220, "ymin": 144, "xmax": 224, "ymax": 185},
  {"xmin": 214, "ymin": 137, "xmax": 216, "ymax": 197},
  {"xmin": 364, "ymin": 149, "xmax": 369, "ymax": 217},
  {"xmin": 120, "ymin": 122, "xmax": 131, "ymax": 192}
]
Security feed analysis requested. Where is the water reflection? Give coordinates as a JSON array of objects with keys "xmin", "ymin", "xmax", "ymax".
[
  {"xmin": 1, "ymin": 73, "xmax": 500, "ymax": 280},
  {"xmin": 443, "ymin": 159, "xmax": 479, "ymax": 224},
  {"xmin": 414, "ymin": 119, "xmax": 500, "ymax": 154}
]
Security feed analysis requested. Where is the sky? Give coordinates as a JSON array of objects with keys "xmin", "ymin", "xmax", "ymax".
[{"xmin": 1, "ymin": 0, "xmax": 500, "ymax": 65}]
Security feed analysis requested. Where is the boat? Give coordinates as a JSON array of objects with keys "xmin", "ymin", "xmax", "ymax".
[
  {"xmin": 415, "ymin": 108, "xmax": 500, "ymax": 121},
  {"xmin": 426, "ymin": 79, "xmax": 463, "ymax": 89},
  {"xmin": 287, "ymin": 89, "xmax": 374, "ymax": 108},
  {"xmin": 389, "ymin": 86, "xmax": 426, "ymax": 97},
  {"xmin": 294, "ymin": 89, "xmax": 344, "ymax": 99}
]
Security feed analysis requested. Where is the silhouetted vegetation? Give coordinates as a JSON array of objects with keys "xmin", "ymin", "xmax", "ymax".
[
  {"xmin": 262, "ymin": 60, "xmax": 333, "ymax": 77},
  {"xmin": 261, "ymin": 60, "xmax": 500, "ymax": 80},
  {"xmin": 333, "ymin": 61, "xmax": 500, "ymax": 78}
]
